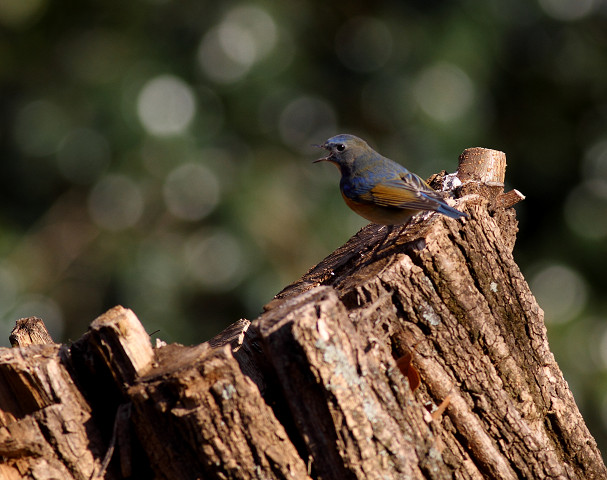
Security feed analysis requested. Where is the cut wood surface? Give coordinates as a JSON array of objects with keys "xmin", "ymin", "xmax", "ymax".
[{"xmin": 0, "ymin": 148, "xmax": 604, "ymax": 479}]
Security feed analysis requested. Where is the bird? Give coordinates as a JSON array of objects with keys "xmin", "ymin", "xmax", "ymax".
[{"xmin": 314, "ymin": 134, "xmax": 467, "ymax": 226}]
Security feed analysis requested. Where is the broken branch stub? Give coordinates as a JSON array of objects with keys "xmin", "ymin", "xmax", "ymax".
[
  {"xmin": 9, "ymin": 317, "xmax": 54, "ymax": 347},
  {"xmin": 458, "ymin": 147, "xmax": 506, "ymax": 184}
]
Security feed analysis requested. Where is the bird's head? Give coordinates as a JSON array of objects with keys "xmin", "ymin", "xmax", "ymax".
[{"xmin": 313, "ymin": 134, "xmax": 371, "ymax": 172}]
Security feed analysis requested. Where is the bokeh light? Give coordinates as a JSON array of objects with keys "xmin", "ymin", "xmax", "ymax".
[
  {"xmin": 279, "ymin": 95, "xmax": 337, "ymax": 152},
  {"xmin": 88, "ymin": 174, "xmax": 144, "ymax": 230},
  {"xmin": 163, "ymin": 163, "xmax": 220, "ymax": 221},
  {"xmin": 0, "ymin": 0, "xmax": 46, "ymax": 27},
  {"xmin": 412, "ymin": 62, "xmax": 475, "ymax": 123},
  {"xmin": 222, "ymin": 6, "xmax": 277, "ymax": 64},
  {"xmin": 137, "ymin": 75, "xmax": 196, "ymax": 136},
  {"xmin": 538, "ymin": 0, "xmax": 597, "ymax": 21},
  {"xmin": 583, "ymin": 138, "xmax": 607, "ymax": 185},
  {"xmin": 564, "ymin": 181, "xmax": 607, "ymax": 239},
  {"xmin": 198, "ymin": 5, "xmax": 277, "ymax": 83},
  {"xmin": 183, "ymin": 229, "xmax": 245, "ymax": 291},
  {"xmin": 529, "ymin": 263, "xmax": 588, "ymax": 325}
]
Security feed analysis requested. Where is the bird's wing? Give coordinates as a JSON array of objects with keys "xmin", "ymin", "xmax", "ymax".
[{"xmin": 359, "ymin": 172, "xmax": 443, "ymax": 210}]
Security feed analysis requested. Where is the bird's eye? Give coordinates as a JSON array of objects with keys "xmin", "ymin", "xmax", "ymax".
[{"xmin": 336, "ymin": 144, "xmax": 346, "ymax": 152}]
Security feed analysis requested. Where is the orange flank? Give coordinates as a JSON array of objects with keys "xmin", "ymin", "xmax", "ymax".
[{"xmin": 342, "ymin": 191, "xmax": 420, "ymax": 225}]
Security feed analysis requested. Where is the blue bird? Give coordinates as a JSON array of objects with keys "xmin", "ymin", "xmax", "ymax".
[{"xmin": 314, "ymin": 134, "xmax": 467, "ymax": 225}]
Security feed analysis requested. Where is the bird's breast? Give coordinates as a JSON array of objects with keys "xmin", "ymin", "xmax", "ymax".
[{"xmin": 340, "ymin": 173, "xmax": 377, "ymax": 200}]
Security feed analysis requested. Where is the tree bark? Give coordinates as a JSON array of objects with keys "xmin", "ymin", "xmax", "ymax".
[{"xmin": 0, "ymin": 148, "xmax": 604, "ymax": 479}]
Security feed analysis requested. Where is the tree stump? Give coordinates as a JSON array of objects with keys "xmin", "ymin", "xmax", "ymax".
[{"xmin": 0, "ymin": 148, "xmax": 604, "ymax": 479}]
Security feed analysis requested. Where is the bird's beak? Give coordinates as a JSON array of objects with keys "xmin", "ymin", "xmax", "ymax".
[{"xmin": 312, "ymin": 143, "xmax": 330, "ymax": 163}]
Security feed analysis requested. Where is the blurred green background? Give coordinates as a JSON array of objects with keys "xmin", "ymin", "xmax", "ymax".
[{"xmin": 1, "ymin": 0, "xmax": 607, "ymax": 453}]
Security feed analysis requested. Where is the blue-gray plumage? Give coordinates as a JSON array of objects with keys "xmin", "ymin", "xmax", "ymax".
[{"xmin": 314, "ymin": 134, "xmax": 467, "ymax": 225}]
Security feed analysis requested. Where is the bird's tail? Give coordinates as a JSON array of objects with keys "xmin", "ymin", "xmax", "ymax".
[{"xmin": 436, "ymin": 201, "xmax": 468, "ymax": 219}]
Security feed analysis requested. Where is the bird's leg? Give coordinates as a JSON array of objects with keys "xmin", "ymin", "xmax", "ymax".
[
  {"xmin": 371, "ymin": 224, "xmax": 394, "ymax": 255},
  {"xmin": 368, "ymin": 214, "xmax": 417, "ymax": 259},
  {"xmin": 379, "ymin": 217, "xmax": 415, "ymax": 252}
]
